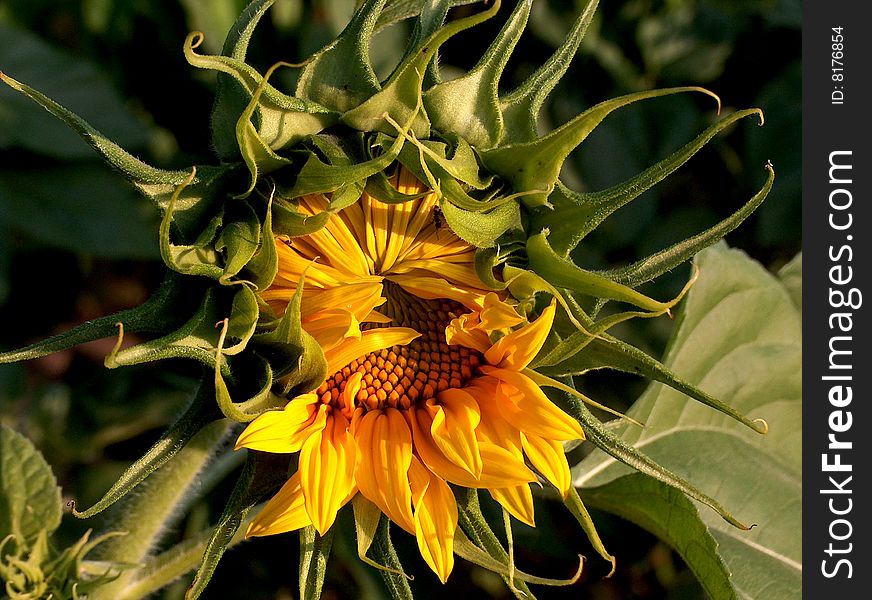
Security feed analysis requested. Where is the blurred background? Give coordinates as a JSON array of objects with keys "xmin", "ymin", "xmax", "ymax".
[{"xmin": 0, "ymin": 0, "xmax": 800, "ymax": 598}]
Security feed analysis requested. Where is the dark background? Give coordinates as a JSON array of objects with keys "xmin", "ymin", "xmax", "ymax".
[{"xmin": 0, "ymin": 1, "xmax": 800, "ymax": 598}]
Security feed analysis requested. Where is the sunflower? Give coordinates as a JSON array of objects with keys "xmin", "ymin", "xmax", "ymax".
[{"xmin": 236, "ymin": 167, "xmax": 583, "ymax": 582}]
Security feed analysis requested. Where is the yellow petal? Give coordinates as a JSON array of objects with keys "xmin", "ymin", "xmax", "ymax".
[
  {"xmin": 299, "ymin": 411, "xmax": 357, "ymax": 535},
  {"xmin": 522, "ymin": 433, "xmax": 571, "ymax": 498},
  {"xmin": 235, "ymin": 394, "xmax": 323, "ymax": 453},
  {"xmin": 488, "ymin": 485, "xmax": 536, "ymax": 527},
  {"xmin": 354, "ymin": 408, "xmax": 416, "ymax": 534},
  {"xmin": 389, "ymin": 275, "xmax": 485, "ymax": 311},
  {"xmin": 408, "ymin": 457, "xmax": 457, "ymax": 583},
  {"xmin": 408, "ymin": 407, "xmax": 535, "ymax": 489},
  {"xmin": 445, "ymin": 313, "xmax": 492, "ymax": 354},
  {"xmin": 246, "ymin": 471, "xmax": 312, "ymax": 537},
  {"xmin": 301, "ymin": 282, "xmax": 385, "ymax": 323},
  {"xmin": 481, "ymin": 369, "xmax": 584, "ymax": 441},
  {"xmin": 484, "ymin": 301, "xmax": 556, "ymax": 370},
  {"xmin": 427, "ymin": 389, "xmax": 483, "ymax": 478},
  {"xmin": 325, "ymin": 327, "xmax": 420, "ymax": 374},
  {"xmin": 478, "ymin": 293, "xmax": 525, "ymax": 330},
  {"xmin": 302, "ymin": 308, "xmax": 361, "ymax": 352}
]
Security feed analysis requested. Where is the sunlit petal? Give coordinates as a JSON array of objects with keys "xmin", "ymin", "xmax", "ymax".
[
  {"xmin": 299, "ymin": 411, "xmax": 357, "ymax": 535},
  {"xmin": 325, "ymin": 327, "xmax": 420, "ymax": 374},
  {"xmin": 427, "ymin": 389, "xmax": 483, "ymax": 478},
  {"xmin": 235, "ymin": 394, "xmax": 323, "ymax": 452},
  {"xmin": 409, "ymin": 457, "xmax": 457, "ymax": 583},
  {"xmin": 485, "ymin": 301, "xmax": 556, "ymax": 370},
  {"xmin": 246, "ymin": 472, "xmax": 312, "ymax": 537},
  {"xmin": 481, "ymin": 368, "xmax": 585, "ymax": 441},
  {"xmin": 355, "ymin": 408, "xmax": 416, "ymax": 533},
  {"xmin": 489, "ymin": 484, "xmax": 536, "ymax": 527},
  {"xmin": 522, "ymin": 432, "xmax": 572, "ymax": 498}
]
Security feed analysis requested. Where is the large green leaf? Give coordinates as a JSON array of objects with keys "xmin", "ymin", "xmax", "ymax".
[
  {"xmin": 0, "ymin": 425, "xmax": 63, "ymax": 547},
  {"xmin": 573, "ymin": 244, "xmax": 801, "ymax": 600}
]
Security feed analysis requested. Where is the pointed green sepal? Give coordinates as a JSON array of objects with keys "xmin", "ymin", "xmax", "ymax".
[
  {"xmin": 424, "ymin": 0, "xmax": 530, "ymax": 148},
  {"xmin": 352, "ymin": 495, "xmax": 413, "ymax": 578},
  {"xmin": 211, "ymin": 0, "xmax": 279, "ymax": 159},
  {"xmin": 441, "ymin": 199, "xmax": 520, "ymax": 248},
  {"xmin": 0, "ymin": 71, "xmax": 232, "ymax": 238},
  {"xmin": 526, "ymin": 232, "xmax": 673, "ymax": 311},
  {"xmin": 214, "ymin": 326, "xmax": 279, "ymax": 422},
  {"xmin": 216, "ymin": 202, "xmax": 263, "ymax": 285},
  {"xmin": 341, "ymin": 0, "xmax": 502, "ymax": 137},
  {"xmin": 253, "ymin": 273, "xmax": 327, "ymax": 394},
  {"xmin": 184, "ymin": 32, "xmax": 335, "ymax": 152},
  {"xmin": 566, "ymin": 396, "xmax": 753, "ymax": 530},
  {"xmin": 536, "ymin": 109, "xmax": 766, "ymax": 255},
  {"xmin": 0, "ymin": 274, "xmax": 198, "ymax": 364},
  {"xmin": 295, "ymin": 0, "xmax": 387, "ymax": 112},
  {"xmin": 234, "ymin": 62, "xmax": 294, "ymax": 197},
  {"xmin": 499, "ymin": 0, "xmax": 599, "ymax": 144},
  {"xmin": 369, "ymin": 517, "xmax": 414, "ymax": 600},
  {"xmin": 454, "ymin": 489, "xmax": 533, "ymax": 598},
  {"xmin": 299, "ymin": 526, "xmax": 334, "ymax": 600},
  {"xmin": 563, "ymin": 488, "xmax": 615, "ymax": 573},
  {"xmin": 541, "ymin": 332, "xmax": 768, "ymax": 434},
  {"xmin": 602, "ymin": 161, "xmax": 775, "ymax": 288},
  {"xmin": 482, "ymin": 86, "xmax": 720, "ymax": 207},
  {"xmin": 245, "ymin": 194, "xmax": 279, "ymax": 290},
  {"xmin": 104, "ymin": 287, "xmax": 235, "ymax": 374}
]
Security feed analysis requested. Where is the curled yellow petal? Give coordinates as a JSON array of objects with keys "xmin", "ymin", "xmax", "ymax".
[
  {"xmin": 482, "ymin": 368, "xmax": 584, "ymax": 441},
  {"xmin": 409, "ymin": 407, "xmax": 535, "ymax": 489},
  {"xmin": 325, "ymin": 327, "xmax": 420, "ymax": 374},
  {"xmin": 485, "ymin": 301, "xmax": 556, "ymax": 370},
  {"xmin": 522, "ymin": 433, "xmax": 572, "ymax": 498},
  {"xmin": 427, "ymin": 389, "xmax": 483, "ymax": 478},
  {"xmin": 489, "ymin": 485, "xmax": 535, "ymax": 528}
]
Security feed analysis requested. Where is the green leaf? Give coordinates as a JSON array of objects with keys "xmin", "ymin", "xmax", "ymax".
[
  {"xmin": 581, "ymin": 474, "xmax": 735, "ymax": 600},
  {"xmin": 574, "ymin": 244, "xmax": 802, "ymax": 600},
  {"xmin": 777, "ymin": 252, "xmax": 801, "ymax": 311},
  {"xmin": 0, "ymin": 24, "xmax": 147, "ymax": 159},
  {"xmin": 0, "ymin": 425, "xmax": 62, "ymax": 546}
]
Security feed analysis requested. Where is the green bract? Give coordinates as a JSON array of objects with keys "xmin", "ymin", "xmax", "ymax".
[{"xmin": 0, "ymin": 0, "xmax": 774, "ymax": 597}]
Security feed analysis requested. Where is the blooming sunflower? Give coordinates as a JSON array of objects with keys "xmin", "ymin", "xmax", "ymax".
[
  {"xmin": 0, "ymin": 0, "xmax": 775, "ymax": 596},
  {"xmin": 236, "ymin": 169, "xmax": 584, "ymax": 581}
]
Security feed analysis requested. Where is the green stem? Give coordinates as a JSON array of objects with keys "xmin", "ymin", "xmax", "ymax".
[
  {"xmin": 116, "ymin": 512, "xmax": 255, "ymax": 600},
  {"xmin": 90, "ymin": 420, "xmax": 232, "ymax": 600}
]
